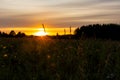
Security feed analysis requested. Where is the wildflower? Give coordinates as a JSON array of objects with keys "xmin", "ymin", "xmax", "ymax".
[
  {"xmin": 106, "ymin": 73, "xmax": 115, "ymax": 79},
  {"xmin": 47, "ymin": 54, "xmax": 51, "ymax": 59},
  {"xmin": 14, "ymin": 55, "xmax": 17, "ymax": 58},
  {"xmin": 3, "ymin": 46, "xmax": 6, "ymax": 49},
  {"xmin": 51, "ymin": 63, "xmax": 56, "ymax": 67},
  {"xmin": 3, "ymin": 54, "xmax": 8, "ymax": 57}
]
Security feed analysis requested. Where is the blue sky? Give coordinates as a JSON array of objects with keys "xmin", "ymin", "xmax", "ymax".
[{"xmin": 0, "ymin": 0, "xmax": 120, "ymax": 35}]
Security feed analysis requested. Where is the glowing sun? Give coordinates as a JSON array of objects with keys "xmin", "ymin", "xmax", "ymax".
[{"xmin": 34, "ymin": 28, "xmax": 48, "ymax": 36}]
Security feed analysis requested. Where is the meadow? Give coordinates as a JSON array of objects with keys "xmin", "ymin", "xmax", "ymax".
[{"xmin": 0, "ymin": 37, "xmax": 120, "ymax": 80}]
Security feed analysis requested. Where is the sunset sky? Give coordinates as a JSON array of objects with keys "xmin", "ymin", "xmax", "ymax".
[{"xmin": 0, "ymin": 0, "xmax": 120, "ymax": 35}]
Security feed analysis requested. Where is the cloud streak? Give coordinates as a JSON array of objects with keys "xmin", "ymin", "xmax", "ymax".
[{"xmin": 0, "ymin": 0, "xmax": 120, "ymax": 29}]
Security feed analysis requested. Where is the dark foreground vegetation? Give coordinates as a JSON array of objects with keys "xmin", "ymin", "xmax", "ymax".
[{"xmin": 0, "ymin": 38, "xmax": 120, "ymax": 80}]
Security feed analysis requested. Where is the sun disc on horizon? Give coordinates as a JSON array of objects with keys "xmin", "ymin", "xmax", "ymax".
[{"xmin": 34, "ymin": 28, "xmax": 48, "ymax": 36}]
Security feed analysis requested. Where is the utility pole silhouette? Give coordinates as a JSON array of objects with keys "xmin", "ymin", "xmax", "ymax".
[
  {"xmin": 64, "ymin": 29, "xmax": 66, "ymax": 35},
  {"xmin": 56, "ymin": 32, "xmax": 59, "ymax": 36},
  {"xmin": 70, "ymin": 26, "xmax": 71, "ymax": 35},
  {"xmin": 42, "ymin": 24, "xmax": 46, "ymax": 33}
]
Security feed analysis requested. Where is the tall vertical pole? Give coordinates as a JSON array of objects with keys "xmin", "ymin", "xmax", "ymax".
[
  {"xmin": 42, "ymin": 24, "xmax": 46, "ymax": 33},
  {"xmin": 64, "ymin": 29, "xmax": 66, "ymax": 35},
  {"xmin": 70, "ymin": 26, "xmax": 71, "ymax": 35}
]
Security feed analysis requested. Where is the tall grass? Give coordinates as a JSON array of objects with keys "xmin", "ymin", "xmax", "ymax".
[{"xmin": 0, "ymin": 37, "xmax": 120, "ymax": 80}]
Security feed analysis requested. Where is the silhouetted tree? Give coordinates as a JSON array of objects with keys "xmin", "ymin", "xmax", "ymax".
[
  {"xmin": 0, "ymin": 30, "xmax": 26, "ymax": 37},
  {"xmin": 1, "ymin": 32, "xmax": 8, "ymax": 37},
  {"xmin": 74, "ymin": 24, "xmax": 120, "ymax": 40},
  {"xmin": 0, "ymin": 31, "xmax": 1, "ymax": 37},
  {"xmin": 9, "ymin": 30, "xmax": 16, "ymax": 37},
  {"xmin": 16, "ymin": 32, "xmax": 26, "ymax": 37}
]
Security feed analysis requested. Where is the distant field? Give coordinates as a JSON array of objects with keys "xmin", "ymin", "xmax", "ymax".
[{"xmin": 0, "ymin": 37, "xmax": 120, "ymax": 80}]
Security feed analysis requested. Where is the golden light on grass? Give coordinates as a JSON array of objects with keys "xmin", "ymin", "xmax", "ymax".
[{"xmin": 34, "ymin": 28, "xmax": 48, "ymax": 36}]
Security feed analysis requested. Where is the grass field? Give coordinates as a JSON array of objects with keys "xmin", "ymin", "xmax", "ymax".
[{"xmin": 0, "ymin": 37, "xmax": 120, "ymax": 80}]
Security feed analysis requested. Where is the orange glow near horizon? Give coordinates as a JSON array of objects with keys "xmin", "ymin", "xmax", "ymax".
[{"xmin": 0, "ymin": 27, "xmax": 76, "ymax": 36}]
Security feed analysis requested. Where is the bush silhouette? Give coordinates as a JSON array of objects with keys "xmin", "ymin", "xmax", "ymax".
[
  {"xmin": 9, "ymin": 30, "xmax": 16, "ymax": 37},
  {"xmin": 0, "ymin": 30, "xmax": 26, "ymax": 38}
]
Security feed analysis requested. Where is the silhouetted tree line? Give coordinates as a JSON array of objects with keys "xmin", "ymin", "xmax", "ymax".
[
  {"xmin": 74, "ymin": 24, "xmax": 120, "ymax": 40},
  {"xmin": 0, "ymin": 30, "xmax": 26, "ymax": 37}
]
